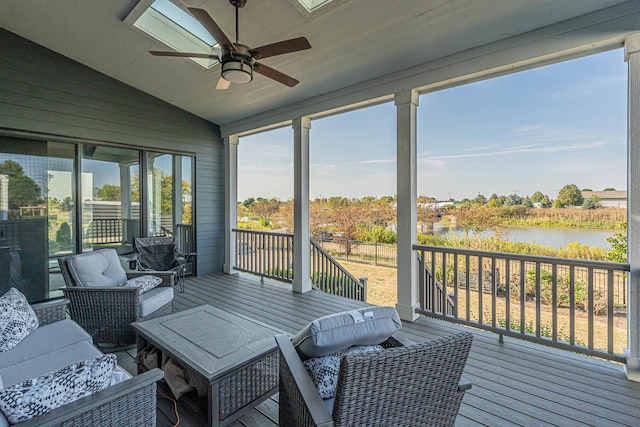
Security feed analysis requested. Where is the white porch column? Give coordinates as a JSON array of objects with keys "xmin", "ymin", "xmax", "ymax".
[
  {"xmin": 224, "ymin": 135, "xmax": 239, "ymax": 274},
  {"xmin": 172, "ymin": 156, "xmax": 183, "ymax": 229},
  {"xmin": 293, "ymin": 117, "xmax": 312, "ymax": 293},
  {"xmin": 395, "ymin": 90, "xmax": 420, "ymax": 322},
  {"xmin": 625, "ymin": 32, "xmax": 640, "ymax": 381}
]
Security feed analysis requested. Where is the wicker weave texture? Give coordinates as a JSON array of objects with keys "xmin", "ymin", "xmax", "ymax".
[
  {"xmin": 278, "ymin": 332, "xmax": 473, "ymax": 427},
  {"xmin": 31, "ymin": 300, "xmax": 68, "ymax": 326},
  {"xmin": 52, "ymin": 381, "xmax": 157, "ymax": 427},
  {"xmin": 59, "ymin": 255, "xmax": 174, "ymax": 345},
  {"xmin": 332, "ymin": 332, "xmax": 472, "ymax": 427},
  {"xmin": 218, "ymin": 350, "xmax": 279, "ymax": 420}
]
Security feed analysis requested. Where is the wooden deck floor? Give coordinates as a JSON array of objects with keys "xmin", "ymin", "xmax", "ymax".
[{"xmin": 118, "ymin": 272, "xmax": 640, "ymax": 426}]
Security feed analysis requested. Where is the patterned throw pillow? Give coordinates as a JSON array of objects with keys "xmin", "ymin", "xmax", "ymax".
[
  {"xmin": 302, "ymin": 345, "xmax": 384, "ymax": 399},
  {"xmin": 123, "ymin": 275, "xmax": 162, "ymax": 293},
  {"xmin": 0, "ymin": 354, "xmax": 116, "ymax": 424},
  {"xmin": 0, "ymin": 288, "xmax": 39, "ymax": 352}
]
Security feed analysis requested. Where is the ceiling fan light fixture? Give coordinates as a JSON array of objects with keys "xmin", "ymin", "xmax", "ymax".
[{"xmin": 221, "ymin": 58, "xmax": 253, "ymax": 84}]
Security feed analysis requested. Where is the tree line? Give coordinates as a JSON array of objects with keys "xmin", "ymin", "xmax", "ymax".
[{"xmin": 237, "ymin": 184, "xmax": 625, "ymax": 245}]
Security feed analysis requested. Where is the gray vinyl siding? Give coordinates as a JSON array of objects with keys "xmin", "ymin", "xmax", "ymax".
[{"xmin": 0, "ymin": 29, "xmax": 224, "ymax": 274}]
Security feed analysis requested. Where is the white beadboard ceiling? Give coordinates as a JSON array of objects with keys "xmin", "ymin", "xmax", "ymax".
[{"xmin": 1, "ymin": 0, "xmax": 638, "ymax": 129}]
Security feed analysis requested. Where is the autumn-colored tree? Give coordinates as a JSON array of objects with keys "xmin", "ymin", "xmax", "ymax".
[
  {"xmin": 454, "ymin": 204, "xmax": 503, "ymax": 237},
  {"xmin": 251, "ymin": 198, "xmax": 282, "ymax": 221}
]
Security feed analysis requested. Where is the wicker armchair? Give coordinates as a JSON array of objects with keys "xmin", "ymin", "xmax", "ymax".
[
  {"xmin": 58, "ymin": 249, "xmax": 174, "ymax": 346},
  {"xmin": 276, "ymin": 331, "xmax": 473, "ymax": 427},
  {"xmin": 18, "ymin": 299, "xmax": 163, "ymax": 427}
]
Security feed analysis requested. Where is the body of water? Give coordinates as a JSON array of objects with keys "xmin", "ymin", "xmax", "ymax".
[{"xmin": 433, "ymin": 224, "xmax": 615, "ymax": 250}]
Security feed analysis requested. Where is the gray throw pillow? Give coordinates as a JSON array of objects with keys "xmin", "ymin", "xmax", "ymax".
[
  {"xmin": 293, "ymin": 306, "xmax": 401, "ymax": 358},
  {"xmin": 0, "ymin": 288, "xmax": 39, "ymax": 352},
  {"xmin": 303, "ymin": 345, "xmax": 384, "ymax": 399},
  {"xmin": 123, "ymin": 275, "xmax": 163, "ymax": 293},
  {"xmin": 0, "ymin": 354, "xmax": 116, "ymax": 424}
]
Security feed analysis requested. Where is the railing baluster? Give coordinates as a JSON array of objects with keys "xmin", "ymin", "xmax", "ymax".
[
  {"xmin": 453, "ymin": 254, "xmax": 458, "ymax": 317},
  {"xmin": 535, "ymin": 262, "xmax": 541, "ymax": 338},
  {"xmin": 465, "ymin": 255, "xmax": 470, "ymax": 322},
  {"xmin": 519, "ymin": 260, "xmax": 525, "ymax": 335},
  {"xmin": 505, "ymin": 259, "xmax": 511, "ymax": 332},
  {"xmin": 491, "ymin": 257, "xmax": 496, "ymax": 328},
  {"xmin": 552, "ymin": 263, "xmax": 558, "ymax": 343},
  {"xmin": 608, "ymin": 269, "xmax": 614, "ymax": 355},
  {"xmin": 478, "ymin": 256, "xmax": 483, "ymax": 325},
  {"xmin": 588, "ymin": 267, "xmax": 594, "ymax": 350}
]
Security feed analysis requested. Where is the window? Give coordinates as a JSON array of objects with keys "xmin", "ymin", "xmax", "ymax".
[{"xmin": 131, "ymin": 0, "xmax": 220, "ymax": 69}]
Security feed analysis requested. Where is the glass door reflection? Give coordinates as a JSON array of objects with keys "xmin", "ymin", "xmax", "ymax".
[{"xmin": 81, "ymin": 145, "xmax": 140, "ymax": 253}]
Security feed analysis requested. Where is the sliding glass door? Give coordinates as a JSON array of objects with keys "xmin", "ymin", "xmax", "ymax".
[
  {"xmin": 81, "ymin": 145, "xmax": 140, "ymax": 253},
  {"xmin": 146, "ymin": 152, "xmax": 194, "ymax": 259},
  {"xmin": 1, "ymin": 137, "xmax": 195, "ymax": 302},
  {"xmin": 0, "ymin": 138, "xmax": 75, "ymax": 301}
]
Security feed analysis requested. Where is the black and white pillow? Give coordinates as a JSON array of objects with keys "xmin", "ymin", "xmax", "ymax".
[
  {"xmin": 302, "ymin": 345, "xmax": 384, "ymax": 399},
  {"xmin": 123, "ymin": 275, "xmax": 163, "ymax": 293},
  {"xmin": 0, "ymin": 287, "xmax": 39, "ymax": 352},
  {"xmin": 0, "ymin": 354, "xmax": 116, "ymax": 424}
]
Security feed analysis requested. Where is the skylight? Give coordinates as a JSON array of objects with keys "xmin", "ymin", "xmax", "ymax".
[
  {"xmin": 132, "ymin": 0, "xmax": 219, "ymax": 69},
  {"xmin": 297, "ymin": 0, "xmax": 334, "ymax": 12}
]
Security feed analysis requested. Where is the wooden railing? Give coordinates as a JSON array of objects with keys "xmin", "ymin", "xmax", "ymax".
[
  {"xmin": 414, "ymin": 244, "xmax": 629, "ymax": 362},
  {"xmin": 233, "ymin": 229, "xmax": 366, "ymax": 301},
  {"xmin": 311, "ymin": 239, "xmax": 367, "ymax": 301}
]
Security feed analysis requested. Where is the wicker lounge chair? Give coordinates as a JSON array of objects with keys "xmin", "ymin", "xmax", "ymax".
[
  {"xmin": 58, "ymin": 249, "xmax": 174, "ymax": 346},
  {"xmin": 15, "ymin": 299, "xmax": 163, "ymax": 427},
  {"xmin": 276, "ymin": 331, "xmax": 473, "ymax": 427}
]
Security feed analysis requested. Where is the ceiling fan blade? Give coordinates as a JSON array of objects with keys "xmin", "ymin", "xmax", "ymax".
[
  {"xmin": 149, "ymin": 51, "xmax": 220, "ymax": 60},
  {"xmin": 216, "ymin": 76, "xmax": 231, "ymax": 90},
  {"xmin": 187, "ymin": 7, "xmax": 236, "ymax": 51},
  {"xmin": 249, "ymin": 37, "xmax": 311, "ymax": 60},
  {"xmin": 254, "ymin": 62, "xmax": 299, "ymax": 87}
]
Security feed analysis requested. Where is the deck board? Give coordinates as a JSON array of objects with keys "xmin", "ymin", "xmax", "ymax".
[{"xmin": 117, "ymin": 272, "xmax": 640, "ymax": 426}]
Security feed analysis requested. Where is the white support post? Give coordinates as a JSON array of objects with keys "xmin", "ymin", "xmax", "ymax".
[
  {"xmin": 625, "ymin": 32, "xmax": 640, "ymax": 381},
  {"xmin": 224, "ymin": 135, "xmax": 239, "ymax": 274},
  {"xmin": 293, "ymin": 117, "xmax": 312, "ymax": 293},
  {"xmin": 395, "ymin": 90, "xmax": 420, "ymax": 322},
  {"xmin": 172, "ymin": 155, "xmax": 183, "ymax": 230}
]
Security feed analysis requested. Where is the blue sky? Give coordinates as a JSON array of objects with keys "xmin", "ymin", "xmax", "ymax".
[{"xmin": 238, "ymin": 49, "xmax": 627, "ymax": 202}]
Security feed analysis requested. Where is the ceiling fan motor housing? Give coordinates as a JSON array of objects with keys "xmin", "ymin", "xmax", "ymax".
[{"xmin": 221, "ymin": 44, "xmax": 253, "ymax": 83}]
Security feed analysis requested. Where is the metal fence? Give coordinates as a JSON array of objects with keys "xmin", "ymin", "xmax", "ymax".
[{"xmin": 317, "ymin": 238, "xmax": 398, "ymax": 268}]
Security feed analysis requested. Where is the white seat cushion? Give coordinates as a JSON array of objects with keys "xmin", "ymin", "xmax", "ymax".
[
  {"xmin": 139, "ymin": 287, "xmax": 173, "ymax": 318},
  {"xmin": 0, "ymin": 341, "xmax": 103, "ymax": 388},
  {"xmin": 0, "ymin": 319, "xmax": 92, "ymax": 370}
]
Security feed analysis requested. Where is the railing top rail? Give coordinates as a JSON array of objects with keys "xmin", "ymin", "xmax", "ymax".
[
  {"xmin": 412, "ymin": 243, "xmax": 630, "ymax": 271},
  {"xmin": 233, "ymin": 228, "xmax": 294, "ymax": 238}
]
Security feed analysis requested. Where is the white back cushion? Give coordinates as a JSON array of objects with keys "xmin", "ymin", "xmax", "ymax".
[{"xmin": 68, "ymin": 249, "xmax": 127, "ymax": 287}]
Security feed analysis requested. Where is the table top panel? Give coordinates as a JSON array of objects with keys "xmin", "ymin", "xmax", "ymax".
[{"xmin": 133, "ymin": 305, "xmax": 283, "ymax": 380}]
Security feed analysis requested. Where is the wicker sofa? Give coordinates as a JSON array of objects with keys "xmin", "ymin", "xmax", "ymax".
[
  {"xmin": 0, "ymin": 298, "xmax": 162, "ymax": 427},
  {"xmin": 276, "ymin": 330, "xmax": 473, "ymax": 427}
]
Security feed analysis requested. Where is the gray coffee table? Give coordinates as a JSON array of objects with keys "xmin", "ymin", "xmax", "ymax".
[{"xmin": 132, "ymin": 304, "xmax": 282, "ymax": 426}]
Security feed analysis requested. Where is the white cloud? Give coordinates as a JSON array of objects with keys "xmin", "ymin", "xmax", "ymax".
[{"xmin": 430, "ymin": 140, "xmax": 608, "ymax": 160}]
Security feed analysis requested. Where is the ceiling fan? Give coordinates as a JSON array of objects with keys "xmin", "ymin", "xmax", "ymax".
[{"xmin": 149, "ymin": 0, "xmax": 311, "ymax": 89}]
